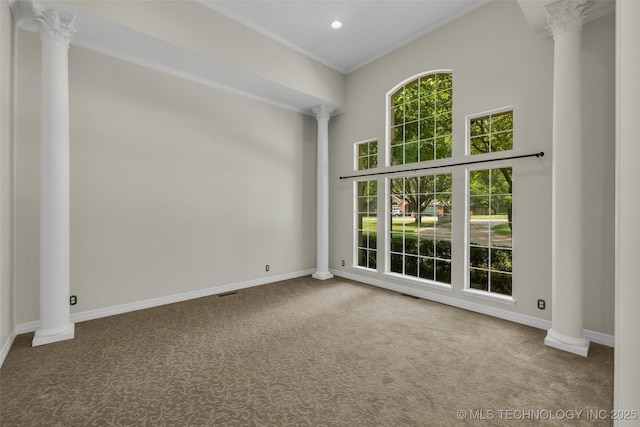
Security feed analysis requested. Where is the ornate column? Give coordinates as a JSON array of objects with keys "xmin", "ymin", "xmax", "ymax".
[
  {"xmin": 544, "ymin": 0, "xmax": 590, "ymax": 356},
  {"xmin": 32, "ymin": 3, "xmax": 76, "ymax": 346},
  {"xmin": 312, "ymin": 105, "xmax": 334, "ymax": 280}
]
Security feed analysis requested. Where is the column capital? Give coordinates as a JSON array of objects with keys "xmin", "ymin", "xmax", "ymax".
[
  {"xmin": 544, "ymin": 0, "xmax": 589, "ymax": 38},
  {"xmin": 312, "ymin": 104, "xmax": 334, "ymax": 123},
  {"xmin": 32, "ymin": 2, "xmax": 76, "ymax": 46}
]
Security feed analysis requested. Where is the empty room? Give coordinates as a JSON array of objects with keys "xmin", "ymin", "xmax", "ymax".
[{"xmin": 1, "ymin": 0, "xmax": 639, "ymax": 425}]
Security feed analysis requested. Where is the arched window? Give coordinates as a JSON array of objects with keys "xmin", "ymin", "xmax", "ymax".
[{"xmin": 388, "ymin": 72, "xmax": 453, "ymax": 165}]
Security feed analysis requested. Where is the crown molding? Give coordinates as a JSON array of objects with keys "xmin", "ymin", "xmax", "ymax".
[{"xmin": 9, "ymin": 0, "xmax": 342, "ymax": 116}]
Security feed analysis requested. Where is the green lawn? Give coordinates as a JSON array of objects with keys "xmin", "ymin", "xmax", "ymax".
[
  {"xmin": 361, "ymin": 216, "xmax": 511, "ymax": 237},
  {"xmin": 491, "ymin": 223, "xmax": 512, "ymax": 236},
  {"xmin": 470, "ymin": 214, "xmax": 508, "ymax": 220},
  {"xmin": 361, "ymin": 217, "xmax": 438, "ymax": 233}
]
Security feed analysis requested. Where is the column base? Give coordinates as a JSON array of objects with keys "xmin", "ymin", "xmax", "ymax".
[
  {"xmin": 544, "ymin": 328, "xmax": 590, "ymax": 357},
  {"xmin": 312, "ymin": 271, "xmax": 334, "ymax": 281},
  {"xmin": 33, "ymin": 322, "xmax": 75, "ymax": 347}
]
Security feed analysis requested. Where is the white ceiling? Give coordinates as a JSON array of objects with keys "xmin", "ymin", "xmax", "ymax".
[{"xmin": 200, "ymin": 0, "xmax": 489, "ymax": 74}]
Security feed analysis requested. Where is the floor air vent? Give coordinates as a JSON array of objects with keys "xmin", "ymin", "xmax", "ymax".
[{"xmin": 218, "ymin": 291, "xmax": 238, "ymax": 297}]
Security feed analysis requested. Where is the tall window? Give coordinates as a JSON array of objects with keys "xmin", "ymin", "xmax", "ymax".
[
  {"xmin": 469, "ymin": 110, "xmax": 513, "ymax": 155},
  {"xmin": 356, "ymin": 140, "xmax": 378, "ymax": 170},
  {"xmin": 468, "ymin": 168, "xmax": 513, "ymax": 295},
  {"xmin": 390, "ymin": 73, "xmax": 453, "ymax": 165},
  {"xmin": 389, "ymin": 174, "xmax": 452, "ymax": 283},
  {"xmin": 356, "ymin": 180, "xmax": 377, "ymax": 270}
]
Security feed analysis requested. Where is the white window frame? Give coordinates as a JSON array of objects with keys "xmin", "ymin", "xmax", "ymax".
[
  {"xmin": 385, "ymin": 69, "xmax": 453, "ymax": 167},
  {"xmin": 465, "ymin": 106, "xmax": 514, "ymax": 157},
  {"xmin": 353, "ymin": 179, "xmax": 378, "ymax": 272},
  {"xmin": 353, "ymin": 138, "xmax": 379, "ymax": 171},
  {"xmin": 463, "ymin": 163, "xmax": 516, "ymax": 305},
  {"xmin": 382, "ymin": 172, "xmax": 453, "ymax": 293}
]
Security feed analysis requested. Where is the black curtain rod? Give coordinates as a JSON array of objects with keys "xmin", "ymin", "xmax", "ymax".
[{"xmin": 338, "ymin": 151, "xmax": 544, "ymax": 180}]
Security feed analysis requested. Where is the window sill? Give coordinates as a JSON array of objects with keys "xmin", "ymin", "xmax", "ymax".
[
  {"xmin": 383, "ymin": 272, "xmax": 453, "ymax": 292},
  {"xmin": 351, "ymin": 265, "xmax": 378, "ymax": 275},
  {"xmin": 461, "ymin": 288, "xmax": 516, "ymax": 305}
]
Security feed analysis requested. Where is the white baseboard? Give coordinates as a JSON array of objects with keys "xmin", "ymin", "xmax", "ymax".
[
  {"xmin": 12, "ymin": 269, "xmax": 315, "ymax": 336},
  {"xmin": 331, "ymin": 269, "xmax": 614, "ymax": 348},
  {"xmin": 0, "ymin": 328, "xmax": 17, "ymax": 368},
  {"xmin": 3, "ymin": 267, "xmax": 613, "ymax": 369}
]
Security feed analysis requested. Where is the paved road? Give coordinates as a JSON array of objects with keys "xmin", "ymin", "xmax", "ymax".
[{"xmin": 415, "ymin": 219, "xmax": 512, "ymax": 248}]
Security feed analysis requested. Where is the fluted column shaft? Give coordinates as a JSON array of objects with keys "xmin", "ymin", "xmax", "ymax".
[
  {"xmin": 544, "ymin": 0, "xmax": 590, "ymax": 357},
  {"xmin": 32, "ymin": 3, "xmax": 76, "ymax": 346},
  {"xmin": 312, "ymin": 105, "xmax": 333, "ymax": 280}
]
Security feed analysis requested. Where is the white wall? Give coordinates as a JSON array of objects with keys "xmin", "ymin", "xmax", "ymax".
[
  {"xmin": 329, "ymin": 1, "xmax": 615, "ymax": 336},
  {"xmin": 1, "ymin": 0, "xmax": 16, "ymax": 361},
  {"xmin": 14, "ymin": 29, "xmax": 317, "ymax": 323}
]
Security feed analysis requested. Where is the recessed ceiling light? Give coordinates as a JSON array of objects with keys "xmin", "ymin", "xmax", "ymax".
[{"xmin": 331, "ymin": 20, "xmax": 342, "ymax": 29}]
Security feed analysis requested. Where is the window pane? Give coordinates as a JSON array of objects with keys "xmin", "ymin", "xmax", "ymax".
[
  {"xmin": 406, "ymin": 100, "xmax": 419, "ymax": 122},
  {"xmin": 405, "ymin": 142, "xmax": 418, "ymax": 163},
  {"xmin": 491, "ymin": 248, "xmax": 512, "ymax": 272},
  {"xmin": 405, "ymin": 255, "xmax": 418, "ymax": 277},
  {"xmin": 419, "ymin": 257, "xmax": 434, "ymax": 280},
  {"xmin": 491, "ymin": 111, "xmax": 513, "ymax": 132},
  {"xmin": 391, "ymin": 253, "xmax": 403, "ymax": 274},
  {"xmin": 491, "ymin": 223, "xmax": 512, "ymax": 248},
  {"xmin": 405, "ymin": 121, "xmax": 419, "ymax": 143},
  {"xmin": 491, "ymin": 131, "xmax": 513, "ymax": 153},
  {"xmin": 470, "ymin": 268, "xmax": 489, "ymax": 291},
  {"xmin": 392, "ymin": 88, "xmax": 404, "ymax": 106},
  {"xmin": 405, "ymin": 81, "xmax": 419, "ymax": 101},
  {"xmin": 437, "ymin": 90, "xmax": 452, "ymax": 113},
  {"xmin": 490, "ymin": 272, "xmax": 512, "ymax": 295},
  {"xmin": 392, "ymin": 106, "xmax": 404, "ymax": 126},
  {"xmin": 435, "ymin": 113, "xmax": 452, "ymax": 135},
  {"xmin": 391, "ymin": 126, "xmax": 404, "ymax": 146},
  {"xmin": 436, "ymin": 73, "xmax": 453, "ymax": 92},
  {"xmin": 405, "ymin": 236, "xmax": 419, "ymax": 255},
  {"xmin": 419, "ymin": 139, "xmax": 435, "ymax": 162},
  {"xmin": 470, "ymin": 136, "xmax": 490, "ymax": 155},
  {"xmin": 435, "ymin": 136, "xmax": 452, "ymax": 159},
  {"xmin": 390, "ymin": 233, "xmax": 403, "ymax": 252},
  {"xmin": 470, "ymin": 246, "xmax": 489, "ymax": 269},
  {"xmin": 367, "ymin": 249, "xmax": 377, "ymax": 270},
  {"xmin": 358, "ymin": 248, "xmax": 368, "ymax": 268},
  {"xmin": 470, "ymin": 118, "xmax": 488, "ymax": 137},
  {"xmin": 419, "ymin": 77, "xmax": 436, "ymax": 98},
  {"xmin": 435, "ymin": 260, "xmax": 451, "ymax": 284},
  {"xmin": 420, "ymin": 96, "xmax": 436, "ymax": 118},
  {"xmin": 420, "ymin": 118, "xmax": 435, "ymax": 140},
  {"xmin": 435, "ymin": 238, "xmax": 452, "ymax": 260},
  {"xmin": 391, "ymin": 145, "xmax": 403, "ymax": 166}
]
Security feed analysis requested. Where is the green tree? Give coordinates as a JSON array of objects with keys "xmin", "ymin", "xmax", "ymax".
[
  {"xmin": 391, "ymin": 73, "xmax": 452, "ymax": 165},
  {"xmin": 391, "ymin": 174, "xmax": 451, "ymax": 226}
]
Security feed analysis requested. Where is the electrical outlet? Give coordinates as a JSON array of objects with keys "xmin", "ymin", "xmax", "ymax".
[
  {"xmin": 537, "ymin": 299, "xmax": 545, "ymax": 310},
  {"xmin": 70, "ymin": 295, "xmax": 77, "ymax": 306},
  {"xmin": 341, "ymin": 260, "xmax": 345, "ymax": 267},
  {"xmin": 265, "ymin": 265, "xmax": 270, "ymax": 272}
]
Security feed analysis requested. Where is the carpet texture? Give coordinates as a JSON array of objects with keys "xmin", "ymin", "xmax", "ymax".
[{"xmin": 1, "ymin": 277, "xmax": 613, "ymax": 426}]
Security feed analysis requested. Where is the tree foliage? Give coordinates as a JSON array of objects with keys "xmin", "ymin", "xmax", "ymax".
[
  {"xmin": 390, "ymin": 73, "xmax": 453, "ymax": 165},
  {"xmin": 390, "ymin": 174, "xmax": 452, "ymax": 225}
]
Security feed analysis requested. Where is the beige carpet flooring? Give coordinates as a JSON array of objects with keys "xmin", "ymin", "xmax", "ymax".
[{"xmin": 1, "ymin": 277, "xmax": 613, "ymax": 426}]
